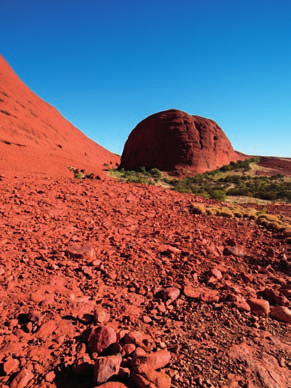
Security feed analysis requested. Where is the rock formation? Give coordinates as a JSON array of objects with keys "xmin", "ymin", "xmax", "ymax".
[
  {"xmin": 0, "ymin": 55, "xmax": 119, "ymax": 177},
  {"xmin": 120, "ymin": 109, "xmax": 244, "ymax": 173}
]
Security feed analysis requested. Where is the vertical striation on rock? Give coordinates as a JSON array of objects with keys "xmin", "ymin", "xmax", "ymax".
[{"xmin": 119, "ymin": 109, "xmax": 245, "ymax": 174}]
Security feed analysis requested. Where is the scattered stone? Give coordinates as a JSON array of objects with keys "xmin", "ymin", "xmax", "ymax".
[
  {"xmin": 264, "ymin": 288, "xmax": 289, "ymax": 306},
  {"xmin": 200, "ymin": 290, "xmax": 220, "ymax": 303},
  {"xmin": 65, "ymin": 244, "xmax": 95, "ymax": 261},
  {"xmin": 183, "ymin": 285, "xmax": 201, "ymax": 299},
  {"xmin": 10, "ymin": 367, "xmax": 34, "ymax": 388},
  {"xmin": 94, "ymin": 306, "xmax": 110, "ymax": 324},
  {"xmin": 45, "ymin": 371, "xmax": 55, "ymax": 382},
  {"xmin": 233, "ymin": 299, "xmax": 251, "ymax": 312},
  {"xmin": 160, "ymin": 287, "xmax": 180, "ymax": 304},
  {"xmin": 94, "ymin": 354, "xmax": 122, "ymax": 384},
  {"xmin": 133, "ymin": 349, "xmax": 171, "ymax": 373},
  {"xmin": 247, "ymin": 298, "xmax": 270, "ymax": 317},
  {"xmin": 3, "ymin": 357, "xmax": 19, "ymax": 375},
  {"xmin": 123, "ymin": 343, "xmax": 136, "ymax": 355},
  {"xmin": 95, "ymin": 382, "xmax": 128, "ymax": 388},
  {"xmin": 270, "ymin": 306, "xmax": 291, "ymax": 323},
  {"xmin": 124, "ymin": 331, "xmax": 155, "ymax": 352},
  {"xmin": 88, "ymin": 326, "xmax": 117, "ymax": 353}
]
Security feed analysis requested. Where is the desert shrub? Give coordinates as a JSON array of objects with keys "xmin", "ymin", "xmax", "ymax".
[
  {"xmin": 149, "ymin": 168, "xmax": 162, "ymax": 179},
  {"xmin": 126, "ymin": 173, "xmax": 151, "ymax": 185},
  {"xmin": 206, "ymin": 207, "xmax": 218, "ymax": 216},
  {"xmin": 74, "ymin": 172, "xmax": 85, "ymax": 179},
  {"xmin": 254, "ymin": 191, "xmax": 278, "ymax": 201},
  {"xmin": 217, "ymin": 208, "xmax": 234, "ymax": 218},
  {"xmin": 136, "ymin": 166, "xmax": 148, "ymax": 174},
  {"xmin": 209, "ymin": 190, "xmax": 226, "ymax": 202},
  {"xmin": 190, "ymin": 204, "xmax": 207, "ymax": 215},
  {"xmin": 231, "ymin": 207, "xmax": 243, "ymax": 217},
  {"xmin": 257, "ymin": 207, "xmax": 267, "ymax": 216},
  {"xmin": 258, "ymin": 214, "xmax": 279, "ymax": 223},
  {"xmin": 243, "ymin": 208, "xmax": 258, "ymax": 219}
]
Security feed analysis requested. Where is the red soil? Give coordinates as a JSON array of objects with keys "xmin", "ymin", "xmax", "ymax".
[
  {"xmin": 0, "ymin": 56, "xmax": 119, "ymax": 178},
  {"xmin": 257, "ymin": 156, "xmax": 291, "ymax": 176},
  {"xmin": 0, "ymin": 175, "xmax": 290, "ymax": 388}
]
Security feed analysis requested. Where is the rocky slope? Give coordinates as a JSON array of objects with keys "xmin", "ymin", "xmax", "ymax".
[
  {"xmin": 0, "ymin": 175, "xmax": 290, "ymax": 388},
  {"xmin": 0, "ymin": 56, "xmax": 119, "ymax": 177},
  {"xmin": 119, "ymin": 109, "xmax": 245, "ymax": 174}
]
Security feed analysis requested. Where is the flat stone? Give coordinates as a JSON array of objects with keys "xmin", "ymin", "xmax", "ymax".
[{"xmin": 94, "ymin": 354, "xmax": 122, "ymax": 384}]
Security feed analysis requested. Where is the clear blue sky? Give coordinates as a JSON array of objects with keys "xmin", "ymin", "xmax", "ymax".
[{"xmin": 1, "ymin": 0, "xmax": 290, "ymax": 157}]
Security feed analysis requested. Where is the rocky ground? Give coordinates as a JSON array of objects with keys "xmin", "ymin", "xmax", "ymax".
[{"xmin": 0, "ymin": 175, "xmax": 290, "ymax": 388}]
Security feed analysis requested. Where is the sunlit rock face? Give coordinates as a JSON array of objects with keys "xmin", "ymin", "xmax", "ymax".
[{"xmin": 119, "ymin": 109, "xmax": 241, "ymax": 174}]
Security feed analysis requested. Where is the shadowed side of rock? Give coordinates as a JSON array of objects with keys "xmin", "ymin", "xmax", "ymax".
[{"xmin": 119, "ymin": 109, "xmax": 245, "ymax": 174}]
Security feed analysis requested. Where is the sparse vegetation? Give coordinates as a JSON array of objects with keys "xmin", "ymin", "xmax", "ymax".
[
  {"xmin": 190, "ymin": 202, "xmax": 290, "ymax": 233},
  {"xmin": 110, "ymin": 167, "xmax": 164, "ymax": 186},
  {"xmin": 109, "ymin": 158, "xmax": 291, "ymax": 204}
]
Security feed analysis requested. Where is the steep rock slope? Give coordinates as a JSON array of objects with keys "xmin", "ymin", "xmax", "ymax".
[
  {"xmin": 120, "ymin": 109, "xmax": 245, "ymax": 173},
  {"xmin": 0, "ymin": 56, "xmax": 119, "ymax": 177}
]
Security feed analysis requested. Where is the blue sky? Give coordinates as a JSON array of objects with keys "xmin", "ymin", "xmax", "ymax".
[{"xmin": 1, "ymin": 0, "xmax": 290, "ymax": 157}]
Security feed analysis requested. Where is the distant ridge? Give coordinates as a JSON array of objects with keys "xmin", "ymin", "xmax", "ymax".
[{"xmin": 0, "ymin": 55, "xmax": 119, "ymax": 177}]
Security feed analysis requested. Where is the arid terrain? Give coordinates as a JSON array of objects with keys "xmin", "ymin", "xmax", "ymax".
[
  {"xmin": 0, "ymin": 174, "xmax": 290, "ymax": 388},
  {"xmin": 0, "ymin": 56, "xmax": 290, "ymax": 388}
]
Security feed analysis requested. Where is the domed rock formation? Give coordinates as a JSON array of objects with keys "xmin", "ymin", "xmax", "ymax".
[
  {"xmin": 0, "ymin": 55, "xmax": 119, "ymax": 177},
  {"xmin": 119, "ymin": 109, "xmax": 244, "ymax": 174}
]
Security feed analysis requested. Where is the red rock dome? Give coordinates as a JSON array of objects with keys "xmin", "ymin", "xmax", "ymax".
[
  {"xmin": 119, "ymin": 109, "xmax": 242, "ymax": 174},
  {"xmin": 0, "ymin": 55, "xmax": 119, "ymax": 177}
]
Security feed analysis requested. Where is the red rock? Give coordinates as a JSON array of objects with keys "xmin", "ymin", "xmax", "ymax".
[
  {"xmin": 209, "ymin": 268, "xmax": 223, "ymax": 280},
  {"xmin": 45, "ymin": 371, "xmax": 55, "ymax": 382},
  {"xmin": 161, "ymin": 287, "xmax": 180, "ymax": 304},
  {"xmin": 94, "ymin": 355, "xmax": 122, "ymax": 384},
  {"xmin": 264, "ymin": 287, "xmax": 289, "ymax": 306},
  {"xmin": 247, "ymin": 298, "xmax": 270, "ymax": 317},
  {"xmin": 94, "ymin": 306, "xmax": 110, "ymax": 324},
  {"xmin": 132, "ymin": 370, "xmax": 171, "ymax": 388},
  {"xmin": 88, "ymin": 326, "xmax": 117, "ymax": 353},
  {"xmin": 124, "ymin": 331, "xmax": 155, "ymax": 352},
  {"xmin": 28, "ymin": 310, "xmax": 42, "ymax": 323},
  {"xmin": 183, "ymin": 285, "xmax": 201, "ymax": 299},
  {"xmin": 233, "ymin": 299, "xmax": 251, "ymax": 312},
  {"xmin": 65, "ymin": 244, "xmax": 95, "ymax": 261},
  {"xmin": 0, "ymin": 56, "xmax": 119, "ymax": 177},
  {"xmin": 3, "ymin": 357, "xmax": 19, "ymax": 375},
  {"xmin": 119, "ymin": 109, "xmax": 243, "ymax": 174},
  {"xmin": 95, "ymin": 383, "xmax": 128, "ymax": 388},
  {"xmin": 10, "ymin": 367, "xmax": 34, "ymax": 388},
  {"xmin": 133, "ymin": 349, "xmax": 171, "ymax": 373},
  {"xmin": 223, "ymin": 246, "xmax": 244, "ymax": 256},
  {"xmin": 142, "ymin": 315, "xmax": 152, "ymax": 324},
  {"xmin": 270, "ymin": 306, "xmax": 291, "ymax": 323},
  {"xmin": 200, "ymin": 290, "xmax": 220, "ymax": 303},
  {"xmin": 123, "ymin": 343, "xmax": 136, "ymax": 355}
]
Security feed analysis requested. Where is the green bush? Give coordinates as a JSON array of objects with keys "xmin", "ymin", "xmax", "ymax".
[
  {"xmin": 149, "ymin": 168, "xmax": 162, "ymax": 179},
  {"xmin": 209, "ymin": 190, "xmax": 226, "ymax": 201}
]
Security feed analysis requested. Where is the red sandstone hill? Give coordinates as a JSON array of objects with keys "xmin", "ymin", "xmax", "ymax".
[
  {"xmin": 0, "ymin": 55, "xmax": 119, "ymax": 177},
  {"xmin": 120, "ymin": 109, "xmax": 247, "ymax": 174}
]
